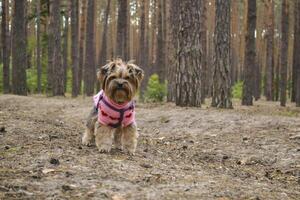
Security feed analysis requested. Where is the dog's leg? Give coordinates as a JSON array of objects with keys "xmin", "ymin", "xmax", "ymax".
[
  {"xmin": 122, "ymin": 124, "xmax": 139, "ymax": 155},
  {"xmin": 94, "ymin": 121, "xmax": 114, "ymax": 153},
  {"xmin": 114, "ymin": 127, "xmax": 123, "ymax": 150},
  {"xmin": 82, "ymin": 109, "xmax": 97, "ymax": 146}
]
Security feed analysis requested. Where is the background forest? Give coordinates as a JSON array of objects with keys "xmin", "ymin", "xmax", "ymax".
[{"xmin": 0, "ymin": 0, "xmax": 300, "ymax": 108}]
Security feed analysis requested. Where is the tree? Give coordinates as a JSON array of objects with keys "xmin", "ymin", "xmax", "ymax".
[
  {"xmin": 294, "ymin": 1, "xmax": 300, "ymax": 106},
  {"xmin": 116, "ymin": 0, "xmax": 129, "ymax": 60},
  {"xmin": 62, "ymin": 4, "xmax": 69, "ymax": 92},
  {"xmin": 98, "ymin": 0, "xmax": 111, "ymax": 68},
  {"xmin": 79, "ymin": 0, "xmax": 87, "ymax": 94},
  {"xmin": 83, "ymin": 0, "xmax": 96, "ymax": 96},
  {"xmin": 242, "ymin": 0, "xmax": 256, "ymax": 106},
  {"xmin": 71, "ymin": 0, "xmax": 79, "ymax": 97},
  {"xmin": 280, "ymin": 0, "xmax": 289, "ymax": 107},
  {"xmin": 265, "ymin": 0, "xmax": 275, "ymax": 101},
  {"xmin": 211, "ymin": 0, "xmax": 232, "ymax": 109},
  {"xmin": 2, "ymin": 0, "xmax": 10, "ymax": 94},
  {"xmin": 36, "ymin": 0, "xmax": 42, "ymax": 93},
  {"xmin": 12, "ymin": 0, "xmax": 27, "ymax": 95},
  {"xmin": 171, "ymin": 0, "xmax": 202, "ymax": 107},
  {"xmin": 49, "ymin": 0, "xmax": 64, "ymax": 96},
  {"xmin": 156, "ymin": 0, "xmax": 165, "ymax": 82}
]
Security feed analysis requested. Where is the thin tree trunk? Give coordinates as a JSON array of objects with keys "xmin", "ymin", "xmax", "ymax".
[
  {"xmin": 36, "ymin": 0, "xmax": 42, "ymax": 93},
  {"xmin": 211, "ymin": 0, "xmax": 232, "ymax": 109},
  {"xmin": 83, "ymin": 0, "xmax": 96, "ymax": 96},
  {"xmin": 116, "ymin": 0, "xmax": 129, "ymax": 60},
  {"xmin": 156, "ymin": 0, "xmax": 164, "ymax": 82},
  {"xmin": 265, "ymin": 0, "xmax": 274, "ymax": 101},
  {"xmin": 49, "ymin": 0, "xmax": 64, "ymax": 96},
  {"xmin": 78, "ymin": 0, "xmax": 87, "ymax": 94},
  {"xmin": 62, "ymin": 6, "xmax": 69, "ymax": 92},
  {"xmin": 71, "ymin": 0, "xmax": 79, "ymax": 97},
  {"xmin": 242, "ymin": 0, "xmax": 256, "ymax": 106},
  {"xmin": 280, "ymin": 0, "xmax": 289, "ymax": 107},
  {"xmin": 12, "ymin": 0, "xmax": 27, "ymax": 95},
  {"xmin": 2, "ymin": 0, "xmax": 10, "ymax": 93}
]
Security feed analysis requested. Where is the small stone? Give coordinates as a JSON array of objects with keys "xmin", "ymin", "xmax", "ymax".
[
  {"xmin": 0, "ymin": 126, "xmax": 6, "ymax": 133},
  {"xmin": 50, "ymin": 158, "xmax": 60, "ymax": 165},
  {"xmin": 140, "ymin": 163, "xmax": 153, "ymax": 168}
]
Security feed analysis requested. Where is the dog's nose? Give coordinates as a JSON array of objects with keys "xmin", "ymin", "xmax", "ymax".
[{"xmin": 117, "ymin": 82, "xmax": 123, "ymax": 88}]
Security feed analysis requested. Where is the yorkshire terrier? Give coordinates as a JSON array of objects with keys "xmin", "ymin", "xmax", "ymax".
[{"xmin": 82, "ymin": 59, "xmax": 144, "ymax": 155}]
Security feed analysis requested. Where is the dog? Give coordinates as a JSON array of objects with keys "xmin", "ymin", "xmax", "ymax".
[{"xmin": 82, "ymin": 59, "xmax": 144, "ymax": 155}]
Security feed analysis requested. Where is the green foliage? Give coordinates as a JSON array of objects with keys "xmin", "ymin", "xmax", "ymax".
[
  {"xmin": 232, "ymin": 81, "xmax": 243, "ymax": 99},
  {"xmin": 144, "ymin": 74, "xmax": 167, "ymax": 102}
]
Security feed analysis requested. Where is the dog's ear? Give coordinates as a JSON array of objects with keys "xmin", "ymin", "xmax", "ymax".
[
  {"xmin": 128, "ymin": 64, "xmax": 144, "ymax": 82},
  {"xmin": 97, "ymin": 64, "xmax": 111, "ymax": 89}
]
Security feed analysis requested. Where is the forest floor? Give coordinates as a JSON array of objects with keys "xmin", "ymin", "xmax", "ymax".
[{"xmin": 0, "ymin": 95, "xmax": 300, "ymax": 200}]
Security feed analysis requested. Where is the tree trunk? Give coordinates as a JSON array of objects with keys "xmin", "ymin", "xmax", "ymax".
[
  {"xmin": 156, "ymin": 0, "xmax": 165, "ymax": 82},
  {"xmin": 71, "ymin": 0, "xmax": 79, "ymax": 97},
  {"xmin": 200, "ymin": 1, "xmax": 207, "ymax": 103},
  {"xmin": 49, "ymin": 0, "xmax": 64, "ymax": 96},
  {"xmin": 242, "ymin": 0, "xmax": 256, "ymax": 106},
  {"xmin": 172, "ymin": 0, "xmax": 202, "ymax": 107},
  {"xmin": 265, "ymin": 0, "xmax": 274, "ymax": 101},
  {"xmin": 280, "ymin": 0, "xmax": 289, "ymax": 107},
  {"xmin": 62, "ymin": 6, "xmax": 69, "ymax": 92},
  {"xmin": 36, "ymin": 0, "xmax": 42, "ymax": 93},
  {"xmin": 12, "ymin": 0, "xmax": 27, "ymax": 95},
  {"xmin": 83, "ymin": 0, "xmax": 96, "ymax": 96},
  {"xmin": 211, "ymin": 0, "xmax": 232, "ymax": 109},
  {"xmin": 292, "ymin": 0, "xmax": 299, "ymax": 103},
  {"xmin": 2, "ymin": 0, "xmax": 10, "ymax": 93},
  {"xmin": 78, "ymin": 0, "xmax": 87, "ymax": 94},
  {"xmin": 99, "ymin": 0, "xmax": 111, "ymax": 68},
  {"xmin": 116, "ymin": 0, "xmax": 129, "ymax": 60}
]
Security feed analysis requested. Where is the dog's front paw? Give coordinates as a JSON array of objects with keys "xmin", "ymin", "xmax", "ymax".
[
  {"xmin": 97, "ymin": 143, "xmax": 112, "ymax": 153},
  {"xmin": 82, "ymin": 135, "xmax": 92, "ymax": 146}
]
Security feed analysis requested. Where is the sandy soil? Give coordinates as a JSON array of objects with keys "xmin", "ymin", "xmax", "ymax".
[{"xmin": 0, "ymin": 95, "xmax": 299, "ymax": 200}]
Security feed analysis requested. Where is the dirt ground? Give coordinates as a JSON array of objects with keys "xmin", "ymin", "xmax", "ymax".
[{"xmin": 0, "ymin": 95, "xmax": 299, "ymax": 200}]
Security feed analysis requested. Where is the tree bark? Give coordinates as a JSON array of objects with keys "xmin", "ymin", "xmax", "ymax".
[
  {"xmin": 2, "ymin": 0, "xmax": 10, "ymax": 93},
  {"xmin": 293, "ymin": 0, "xmax": 300, "ymax": 107},
  {"xmin": 12, "ymin": 0, "xmax": 27, "ymax": 95},
  {"xmin": 242, "ymin": 0, "xmax": 256, "ymax": 106},
  {"xmin": 49, "ymin": 0, "xmax": 64, "ymax": 96},
  {"xmin": 211, "ymin": 0, "xmax": 232, "ymax": 109},
  {"xmin": 116, "ymin": 0, "xmax": 129, "ymax": 60},
  {"xmin": 78, "ymin": 0, "xmax": 87, "ymax": 94},
  {"xmin": 83, "ymin": 0, "xmax": 96, "ymax": 96},
  {"xmin": 71, "ymin": 0, "xmax": 79, "ymax": 97},
  {"xmin": 156, "ymin": 0, "xmax": 165, "ymax": 82},
  {"xmin": 264, "ymin": 0, "xmax": 274, "ymax": 101},
  {"xmin": 172, "ymin": 0, "xmax": 202, "ymax": 107},
  {"xmin": 280, "ymin": 0, "xmax": 289, "ymax": 107},
  {"xmin": 62, "ymin": 5, "xmax": 69, "ymax": 92}
]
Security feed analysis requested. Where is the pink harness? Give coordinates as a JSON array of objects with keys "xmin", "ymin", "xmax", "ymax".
[{"xmin": 93, "ymin": 90, "xmax": 135, "ymax": 128}]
